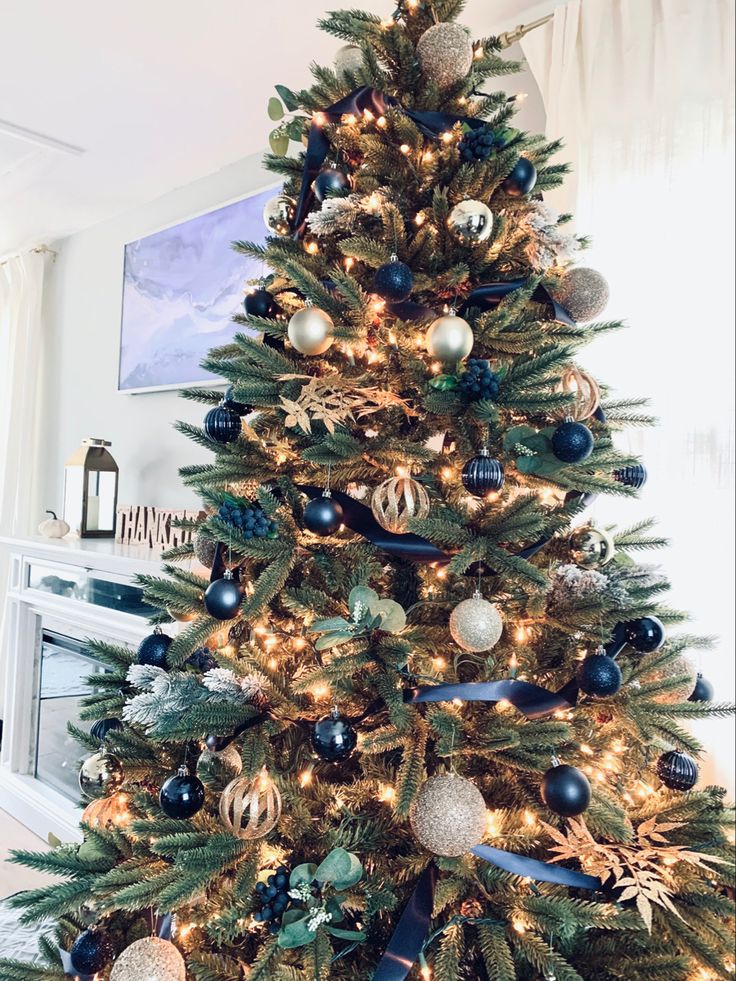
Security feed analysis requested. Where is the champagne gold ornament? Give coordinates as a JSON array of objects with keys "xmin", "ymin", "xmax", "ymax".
[
  {"xmin": 193, "ymin": 528, "xmax": 217, "ymax": 568},
  {"xmin": 262, "ymin": 194, "xmax": 295, "ymax": 236},
  {"xmin": 219, "ymin": 767, "xmax": 281, "ymax": 840},
  {"xmin": 410, "ymin": 773, "xmax": 487, "ymax": 857},
  {"xmin": 557, "ymin": 366, "xmax": 601, "ymax": 421},
  {"xmin": 449, "ymin": 591, "xmax": 503, "ymax": 652},
  {"xmin": 371, "ymin": 476, "xmax": 430, "ymax": 534},
  {"xmin": 553, "ymin": 267, "xmax": 610, "ymax": 323},
  {"xmin": 569, "ymin": 525, "xmax": 615, "ymax": 569},
  {"xmin": 447, "ymin": 200, "xmax": 494, "ymax": 243},
  {"xmin": 79, "ymin": 751, "xmax": 124, "ymax": 800},
  {"xmin": 426, "ymin": 310, "xmax": 474, "ymax": 362},
  {"xmin": 334, "ymin": 43, "xmax": 364, "ymax": 81},
  {"xmin": 82, "ymin": 793, "xmax": 131, "ymax": 829},
  {"xmin": 197, "ymin": 744, "xmax": 243, "ymax": 786},
  {"xmin": 110, "ymin": 937, "xmax": 185, "ymax": 981},
  {"xmin": 287, "ymin": 304, "xmax": 334, "ymax": 356},
  {"xmin": 167, "ymin": 607, "xmax": 197, "ymax": 623},
  {"xmin": 416, "ymin": 22, "xmax": 474, "ymax": 88}
]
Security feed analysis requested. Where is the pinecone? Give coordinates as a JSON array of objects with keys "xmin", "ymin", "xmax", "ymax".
[
  {"xmin": 460, "ymin": 898, "xmax": 484, "ymax": 918},
  {"xmin": 460, "ymin": 125, "xmax": 504, "ymax": 162},
  {"xmin": 458, "ymin": 359, "xmax": 500, "ymax": 401}
]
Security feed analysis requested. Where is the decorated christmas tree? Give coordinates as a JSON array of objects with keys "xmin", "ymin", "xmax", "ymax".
[{"xmin": 4, "ymin": 4, "xmax": 734, "ymax": 980}]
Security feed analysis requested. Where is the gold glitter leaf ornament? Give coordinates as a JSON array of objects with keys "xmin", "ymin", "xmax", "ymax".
[
  {"xmin": 219, "ymin": 767, "xmax": 281, "ymax": 840},
  {"xmin": 410, "ymin": 774, "xmax": 487, "ymax": 857},
  {"xmin": 279, "ymin": 374, "xmax": 414, "ymax": 435}
]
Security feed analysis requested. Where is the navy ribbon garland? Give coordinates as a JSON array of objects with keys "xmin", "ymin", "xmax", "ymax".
[{"xmin": 405, "ymin": 678, "xmax": 572, "ymax": 720}]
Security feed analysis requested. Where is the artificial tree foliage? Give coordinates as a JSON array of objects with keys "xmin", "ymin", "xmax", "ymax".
[{"xmin": 4, "ymin": 3, "xmax": 734, "ymax": 980}]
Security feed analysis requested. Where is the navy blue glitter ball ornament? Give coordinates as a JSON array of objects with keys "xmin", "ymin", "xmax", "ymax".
[
  {"xmin": 458, "ymin": 359, "xmax": 500, "ymax": 402},
  {"xmin": 204, "ymin": 405, "xmax": 241, "ymax": 444},
  {"xmin": 551, "ymin": 420, "xmax": 595, "ymax": 463},
  {"xmin": 624, "ymin": 616, "xmax": 665, "ymax": 653},
  {"xmin": 204, "ymin": 570, "xmax": 244, "ymax": 620},
  {"xmin": 461, "ymin": 451, "xmax": 505, "ymax": 498},
  {"xmin": 137, "ymin": 629, "xmax": 172, "ymax": 668},
  {"xmin": 372, "ymin": 255, "xmax": 413, "ymax": 302},
  {"xmin": 244, "ymin": 288, "xmax": 278, "ymax": 319},
  {"xmin": 459, "ymin": 125, "xmax": 504, "ymax": 162},
  {"xmin": 613, "ymin": 464, "xmax": 648, "ymax": 489},
  {"xmin": 89, "ymin": 717, "xmax": 123, "ymax": 742},
  {"xmin": 656, "ymin": 750, "xmax": 698, "ymax": 791},
  {"xmin": 577, "ymin": 652, "xmax": 622, "ymax": 697},
  {"xmin": 159, "ymin": 766, "xmax": 206, "ymax": 818},
  {"xmin": 222, "ymin": 385, "xmax": 250, "ymax": 416},
  {"xmin": 502, "ymin": 157, "xmax": 537, "ymax": 196},
  {"xmin": 313, "ymin": 164, "xmax": 350, "ymax": 202},
  {"xmin": 541, "ymin": 764, "xmax": 591, "ymax": 817},
  {"xmin": 311, "ymin": 710, "xmax": 358, "ymax": 762},
  {"xmin": 304, "ymin": 494, "xmax": 344, "ymax": 535},
  {"xmin": 689, "ymin": 673, "xmax": 714, "ymax": 702},
  {"xmin": 70, "ymin": 928, "xmax": 115, "ymax": 975}
]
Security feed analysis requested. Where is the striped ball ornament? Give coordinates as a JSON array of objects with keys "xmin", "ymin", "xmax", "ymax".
[
  {"xmin": 461, "ymin": 452, "xmax": 505, "ymax": 498},
  {"xmin": 656, "ymin": 750, "xmax": 698, "ymax": 791},
  {"xmin": 613, "ymin": 464, "xmax": 648, "ymax": 489},
  {"xmin": 204, "ymin": 405, "xmax": 241, "ymax": 444}
]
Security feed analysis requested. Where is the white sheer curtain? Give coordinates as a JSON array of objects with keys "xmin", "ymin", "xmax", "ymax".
[{"xmin": 522, "ymin": 0, "xmax": 735, "ymax": 792}]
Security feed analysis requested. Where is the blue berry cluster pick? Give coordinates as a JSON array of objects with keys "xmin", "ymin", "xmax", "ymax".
[
  {"xmin": 254, "ymin": 866, "xmax": 292, "ymax": 934},
  {"xmin": 459, "ymin": 359, "xmax": 500, "ymax": 401},
  {"xmin": 459, "ymin": 126, "xmax": 507, "ymax": 162},
  {"xmin": 218, "ymin": 496, "xmax": 278, "ymax": 539},
  {"xmin": 186, "ymin": 647, "xmax": 219, "ymax": 673}
]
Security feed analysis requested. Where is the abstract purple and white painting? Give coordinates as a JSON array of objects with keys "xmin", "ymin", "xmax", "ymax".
[{"xmin": 118, "ymin": 185, "xmax": 275, "ymax": 393}]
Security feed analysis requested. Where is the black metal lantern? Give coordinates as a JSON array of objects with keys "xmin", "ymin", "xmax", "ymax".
[{"xmin": 63, "ymin": 438, "xmax": 119, "ymax": 538}]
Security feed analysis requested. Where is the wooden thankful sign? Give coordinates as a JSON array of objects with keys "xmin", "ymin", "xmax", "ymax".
[{"xmin": 116, "ymin": 504, "xmax": 206, "ymax": 549}]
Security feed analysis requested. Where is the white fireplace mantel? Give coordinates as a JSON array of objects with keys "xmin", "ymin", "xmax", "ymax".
[{"xmin": 0, "ymin": 534, "xmax": 169, "ymax": 842}]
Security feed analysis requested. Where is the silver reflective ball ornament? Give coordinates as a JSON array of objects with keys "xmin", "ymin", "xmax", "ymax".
[
  {"xmin": 569, "ymin": 525, "xmax": 616, "ymax": 569},
  {"xmin": 448, "ymin": 200, "xmax": 494, "ymax": 243},
  {"xmin": 79, "ymin": 751, "xmax": 124, "ymax": 800},
  {"xmin": 262, "ymin": 194, "xmax": 295, "ymax": 236},
  {"xmin": 426, "ymin": 311, "xmax": 474, "ymax": 362},
  {"xmin": 449, "ymin": 591, "xmax": 503, "ymax": 652},
  {"xmin": 411, "ymin": 774, "xmax": 487, "ymax": 857},
  {"xmin": 287, "ymin": 306, "xmax": 334, "ymax": 356}
]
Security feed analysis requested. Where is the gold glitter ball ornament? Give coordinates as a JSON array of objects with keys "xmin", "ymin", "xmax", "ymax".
[
  {"xmin": 219, "ymin": 767, "xmax": 281, "ymax": 840},
  {"xmin": 569, "ymin": 525, "xmax": 616, "ymax": 569},
  {"xmin": 448, "ymin": 200, "xmax": 494, "ymax": 243},
  {"xmin": 553, "ymin": 267, "xmax": 610, "ymax": 323},
  {"xmin": 416, "ymin": 22, "xmax": 474, "ymax": 88},
  {"xmin": 449, "ymin": 591, "xmax": 503, "ymax": 652},
  {"xmin": 193, "ymin": 528, "xmax": 217, "ymax": 569},
  {"xmin": 371, "ymin": 476, "xmax": 430, "ymax": 534},
  {"xmin": 334, "ymin": 43, "xmax": 364, "ymax": 81},
  {"xmin": 410, "ymin": 773, "xmax": 487, "ymax": 857},
  {"xmin": 262, "ymin": 193, "xmax": 295, "ymax": 236},
  {"xmin": 557, "ymin": 366, "xmax": 601, "ymax": 422},
  {"xmin": 426, "ymin": 310, "xmax": 474, "ymax": 362},
  {"xmin": 78, "ymin": 751, "xmax": 124, "ymax": 801},
  {"xmin": 287, "ymin": 305, "xmax": 334, "ymax": 356},
  {"xmin": 110, "ymin": 937, "xmax": 185, "ymax": 981}
]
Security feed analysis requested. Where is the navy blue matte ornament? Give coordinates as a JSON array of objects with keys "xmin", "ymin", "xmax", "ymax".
[
  {"xmin": 70, "ymin": 928, "xmax": 115, "ymax": 975},
  {"xmin": 689, "ymin": 673, "xmax": 714, "ymax": 703},
  {"xmin": 311, "ymin": 709, "xmax": 358, "ymax": 762},
  {"xmin": 159, "ymin": 766, "xmax": 205, "ymax": 818},
  {"xmin": 656, "ymin": 750, "xmax": 698, "ymax": 791},
  {"xmin": 137, "ymin": 629, "xmax": 172, "ymax": 669},
  {"xmin": 204, "ymin": 405, "xmax": 241, "ymax": 444},
  {"xmin": 244, "ymin": 288, "xmax": 278, "ymax": 319},
  {"xmin": 577, "ymin": 652, "xmax": 622, "ymax": 697},
  {"xmin": 222, "ymin": 385, "xmax": 250, "ymax": 416},
  {"xmin": 551, "ymin": 420, "xmax": 595, "ymax": 463},
  {"xmin": 204, "ymin": 570, "xmax": 243, "ymax": 620},
  {"xmin": 461, "ymin": 451, "xmax": 505, "ymax": 497},
  {"xmin": 613, "ymin": 464, "xmax": 647, "ymax": 489},
  {"xmin": 89, "ymin": 717, "xmax": 123, "ymax": 742},
  {"xmin": 313, "ymin": 164, "xmax": 350, "ymax": 202},
  {"xmin": 502, "ymin": 157, "xmax": 537, "ymax": 196},
  {"xmin": 541, "ymin": 763, "xmax": 591, "ymax": 817},
  {"xmin": 304, "ymin": 494, "xmax": 344, "ymax": 535},
  {"xmin": 624, "ymin": 615, "xmax": 665, "ymax": 653},
  {"xmin": 372, "ymin": 256, "xmax": 414, "ymax": 302}
]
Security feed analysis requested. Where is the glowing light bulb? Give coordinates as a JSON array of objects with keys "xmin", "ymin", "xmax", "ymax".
[
  {"xmin": 344, "ymin": 256, "xmax": 355, "ymax": 271},
  {"xmin": 343, "ymin": 113, "xmax": 357, "ymax": 125},
  {"xmin": 512, "ymin": 919, "xmax": 526, "ymax": 934},
  {"xmin": 313, "ymin": 112, "xmax": 327, "ymax": 126},
  {"xmin": 524, "ymin": 809, "xmax": 536, "ymax": 827},
  {"xmin": 363, "ymin": 108, "xmax": 375, "ymax": 122},
  {"xmin": 580, "ymin": 744, "xmax": 594, "ymax": 756},
  {"xmin": 376, "ymin": 115, "xmax": 387, "ymax": 128},
  {"xmin": 396, "ymin": 465, "xmax": 409, "ymax": 478},
  {"xmin": 367, "ymin": 192, "xmax": 381, "ymax": 212},
  {"xmin": 299, "ymin": 767, "xmax": 313, "ymax": 788},
  {"xmin": 441, "ymin": 467, "xmax": 454, "ymax": 480},
  {"xmin": 430, "ymin": 361, "xmax": 441, "ymax": 374},
  {"xmin": 474, "ymin": 45, "xmax": 484, "ymax": 59},
  {"xmin": 441, "ymin": 131, "xmax": 453, "ymax": 143},
  {"xmin": 400, "ymin": 143, "xmax": 411, "ymax": 155},
  {"xmin": 415, "ymin": 211, "xmax": 426, "ymax": 226},
  {"xmin": 378, "ymin": 785, "xmax": 396, "ymax": 803},
  {"xmin": 421, "ymin": 150, "xmax": 433, "ymax": 164},
  {"xmin": 496, "ymin": 699, "xmax": 512, "ymax": 712},
  {"xmin": 312, "ymin": 684, "xmax": 330, "ymax": 700},
  {"xmin": 432, "ymin": 656, "xmax": 447, "ymax": 670}
]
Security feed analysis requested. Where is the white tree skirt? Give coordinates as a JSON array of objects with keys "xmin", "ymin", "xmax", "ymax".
[{"xmin": 0, "ymin": 899, "xmax": 51, "ymax": 959}]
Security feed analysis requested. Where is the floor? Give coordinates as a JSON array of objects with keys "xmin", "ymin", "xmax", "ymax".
[{"xmin": 0, "ymin": 808, "xmax": 55, "ymax": 899}]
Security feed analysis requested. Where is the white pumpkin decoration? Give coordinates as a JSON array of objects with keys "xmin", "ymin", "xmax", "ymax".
[{"xmin": 38, "ymin": 510, "xmax": 70, "ymax": 539}]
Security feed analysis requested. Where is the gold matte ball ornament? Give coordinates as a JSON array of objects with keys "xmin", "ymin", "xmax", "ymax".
[
  {"xmin": 262, "ymin": 193, "xmax": 295, "ymax": 236},
  {"xmin": 569, "ymin": 525, "xmax": 616, "ymax": 569},
  {"xmin": 78, "ymin": 751, "xmax": 125, "ymax": 801},
  {"xmin": 426, "ymin": 310, "xmax": 474, "ymax": 362},
  {"xmin": 447, "ymin": 200, "xmax": 494, "ymax": 243},
  {"xmin": 287, "ymin": 304, "xmax": 335, "ymax": 356},
  {"xmin": 416, "ymin": 22, "xmax": 474, "ymax": 88},
  {"xmin": 449, "ymin": 591, "xmax": 504, "ymax": 652},
  {"xmin": 410, "ymin": 773, "xmax": 487, "ymax": 857},
  {"xmin": 219, "ymin": 767, "xmax": 282, "ymax": 840},
  {"xmin": 371, "ymin": 475, "xmax": 430, "ymax": 534},
  {"xmin": 110, "ymin": 937, "xmax": 186, "ymax": 981}
]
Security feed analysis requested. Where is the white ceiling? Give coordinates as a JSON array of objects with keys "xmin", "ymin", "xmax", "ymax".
[{"xmin": 0, "ymin": 0, "xmax": 548, "ymax": 258}]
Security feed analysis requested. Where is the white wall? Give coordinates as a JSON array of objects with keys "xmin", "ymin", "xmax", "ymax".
[{"xmin": 39, "ymin": 151, "xmax": 269, "ymax": 517}]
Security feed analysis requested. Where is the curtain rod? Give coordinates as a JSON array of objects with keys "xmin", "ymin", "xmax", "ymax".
[
  {"xmin": 498, "ymin": 12, "xmax": 554, "ymax": 49},
  {"xmin": 0, "ymin": 244, "xmax": 57, "ymax": 267}
]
